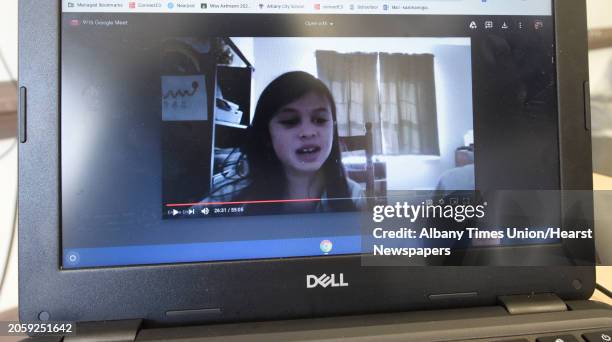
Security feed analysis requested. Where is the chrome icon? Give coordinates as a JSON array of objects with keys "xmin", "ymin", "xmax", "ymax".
[{"xmin": 320, "ymin": 240, "xmax": 333, "ymax": 254}]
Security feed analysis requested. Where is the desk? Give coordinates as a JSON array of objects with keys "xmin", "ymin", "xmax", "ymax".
[
  {"xmin": 593, "ymin": 266, "xmax": 612, "ymax": 305},
  {"xmin": 594, "ymin": 173, "xmax": 612, "ymax": 190},
  {"xmin": 592, "ymin": 174, "xmax": 612, "ymax": 305},
  {"xmin": 0, "ymin": 308, "xmax": 18, "ymax": 342}
]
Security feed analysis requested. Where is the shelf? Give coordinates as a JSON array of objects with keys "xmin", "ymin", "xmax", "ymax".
[{"xmin": 215, "ymin": 120, "xmax": 248, "ymax": 130}]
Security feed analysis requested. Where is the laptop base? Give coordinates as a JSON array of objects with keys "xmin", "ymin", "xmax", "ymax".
[{"xmin": 25, "ymin": 298, "xmax": 612, "ymax": 342}]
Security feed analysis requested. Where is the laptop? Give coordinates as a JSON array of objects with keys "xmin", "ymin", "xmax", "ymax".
[{"xmin": 17, "ymin": 0, "xmax": 612, "ymax": 340}]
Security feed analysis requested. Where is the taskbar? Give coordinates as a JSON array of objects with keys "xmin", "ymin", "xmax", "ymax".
[{"xmin": 63, "ymin": 235, "xmax": 361, "ymax": 268}]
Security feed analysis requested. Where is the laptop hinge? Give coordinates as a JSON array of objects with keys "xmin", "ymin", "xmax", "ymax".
[
  {"xmin": 498, "ymin": 293, "xmax": 568, "ymax": 315},
  {"xmin": 63, "ymin": 319, "xmax": 143, "ymax": 342}
]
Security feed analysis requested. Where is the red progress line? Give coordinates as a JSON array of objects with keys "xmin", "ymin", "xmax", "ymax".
[{"xmin": 166, "ymin": 198, "xmax": 322, "ymax": 207}]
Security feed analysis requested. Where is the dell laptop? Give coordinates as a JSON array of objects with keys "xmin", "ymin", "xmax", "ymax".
[{"xmin": 18, "ymin": 0, "xmax": 612, "ymax": 340}]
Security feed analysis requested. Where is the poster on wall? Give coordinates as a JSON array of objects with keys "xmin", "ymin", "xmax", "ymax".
[{"xmin": 161, "ymin": 75, "xmax": 208, "ymax": 121}]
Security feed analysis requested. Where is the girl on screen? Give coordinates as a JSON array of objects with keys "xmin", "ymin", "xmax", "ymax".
[{"xmin": 208, "ymin": 71, "xmax": 364, "ymax": 213}]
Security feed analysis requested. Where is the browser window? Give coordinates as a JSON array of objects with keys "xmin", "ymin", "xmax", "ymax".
[{"xmin": 60, "ymin": 0, "xmax": 557, "ymax": 268}]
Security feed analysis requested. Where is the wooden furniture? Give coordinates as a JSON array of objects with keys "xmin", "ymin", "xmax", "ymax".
[
  {"xmin": 339, "ymin": 122, "xmax": 387, "ymax": 206},
  {"xmin": 0, "ymin": 81, "xmax": 17, "ymax": 115},
  {"xmin": 589, "ymin": 28, "xmax": 612, "ymax": 50},
  {"xmin": 592, "ymin": 174, "xmax": 612, "ymax": 305},
  {"xmin": 593, "ymin": 266, "xmax": 612, "ymax": 305}
]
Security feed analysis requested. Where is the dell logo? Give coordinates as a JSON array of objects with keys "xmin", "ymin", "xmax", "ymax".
[{"xmin": 306, "ymin": 273, "xmax": 349, "ymax": 288}]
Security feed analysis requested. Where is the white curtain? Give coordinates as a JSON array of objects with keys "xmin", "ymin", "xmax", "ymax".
[
  {"xmin": 379, "ymin": 53, "xmax": 439, "ymax": 155},
  {"xmin": 316, "ymin": 50, "xmax": 382, "ymax": 153}
]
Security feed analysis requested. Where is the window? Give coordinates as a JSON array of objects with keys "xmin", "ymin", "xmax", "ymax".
[{"xmin": 317, "ymin": 51, "xmax": 439, "ymax": 155}]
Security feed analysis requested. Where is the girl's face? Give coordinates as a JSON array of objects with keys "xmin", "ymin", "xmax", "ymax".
[{"xmin": 268, "ymin": 91, "xmax": 334, "ymax": 176}]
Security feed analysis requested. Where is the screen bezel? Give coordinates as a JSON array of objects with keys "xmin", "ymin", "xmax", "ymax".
[{"xmin": 19, "ymin": 0, "xmax": 594, "ymax": 325}]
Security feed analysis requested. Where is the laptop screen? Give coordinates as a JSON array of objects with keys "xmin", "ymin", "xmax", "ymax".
[{"xmin": 60, "ymin": 0, "xmax": 556, "ymax": 268}]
